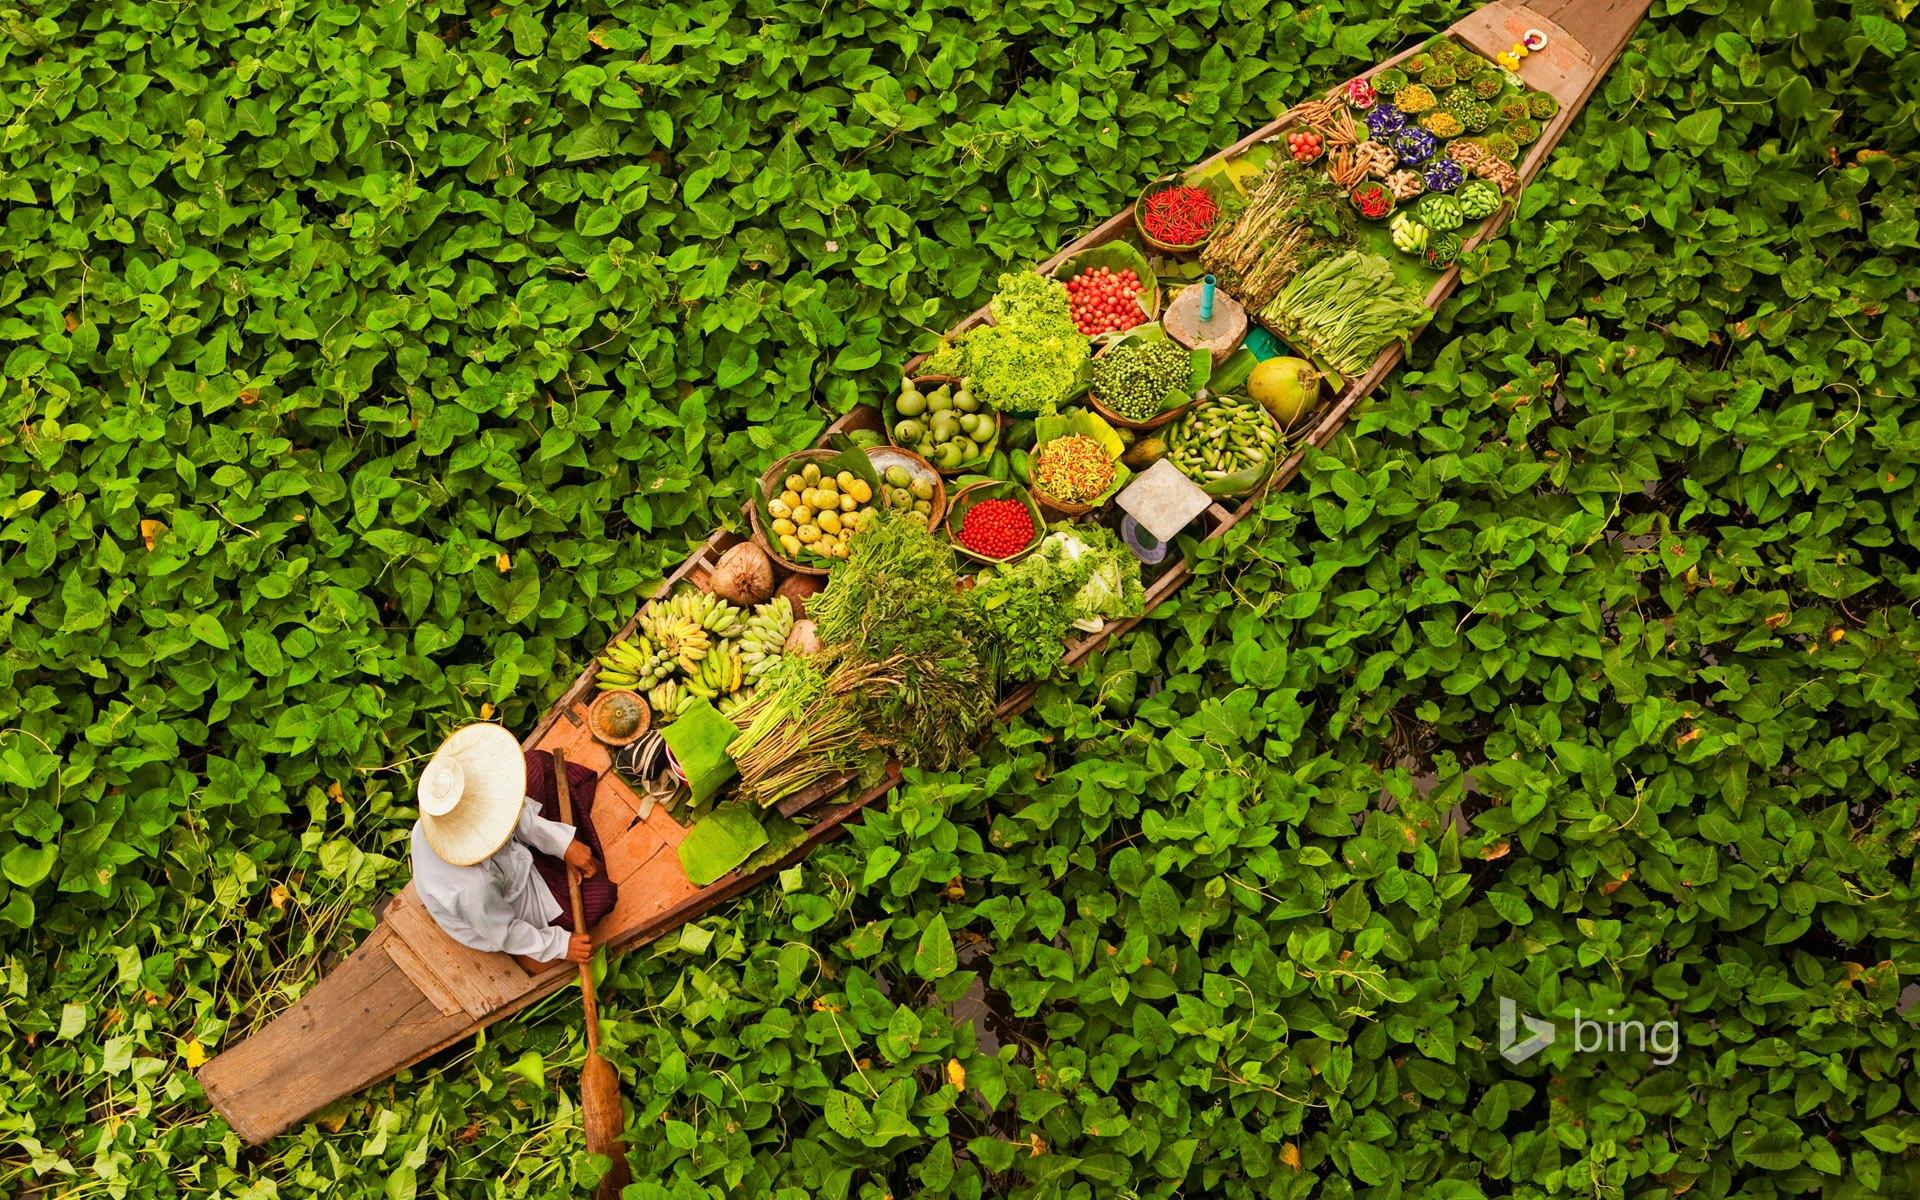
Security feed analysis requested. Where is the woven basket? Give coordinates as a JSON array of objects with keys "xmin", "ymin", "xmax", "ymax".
[
  {"xmin": 886, "ymin": 375, "xmax": 1001, "ymax": 476},
  {"xmin": 1134, "ymin": 177, "xmax": 1219, "ymax": 254},
  {"xmin": 1085, "ymin": 336, "xmax": 1203, "ymax": 432},
  {"xmin": 748, "ymin": 449, "xmax": 862, "ymax": 577},
  {"xmin": 588, "ymin": 690, "xmax": 651, "ymax": 747},
  {"xmin": 865, "ymin": 445, "xmax": 949, "ymax": 530}
]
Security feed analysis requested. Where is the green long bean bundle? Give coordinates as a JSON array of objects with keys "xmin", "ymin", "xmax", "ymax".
[{"xmin": 1257, "ymin": 251, "xmax": 1430, "ymax": 376}]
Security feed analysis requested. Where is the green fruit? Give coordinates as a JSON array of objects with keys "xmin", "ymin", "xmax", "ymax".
[
  {"xmin": 894, "ymin": 418, "xmax": 926, "ymax": 443},
  {"xmin": 885, "ymin": 464, "xmax": 912, "ymax": 487},
  {"xmin": 953, "ymin": 388, "xmax": 977, "ymax": 412},
  {"xmin": 895, "ymin": 390, "xmax": 926, "ymax": 417},
  {"xmin": 929, "ymin": 411, "xmax": 959, "ymax": 442},
  {"xmin": 953, "ymin": 437, "xmax": 979, "ymax": 461},
  {"xmin": 926, "ymin": 388, "xmax": 953, "ymax": 413},
  {"xmin": 937, "ymin": 443, "xmax": 966, "ymax": 469},
  {"xmin": 1247, "ymin": 356, "xmax": 1321, "ymax": 430}
]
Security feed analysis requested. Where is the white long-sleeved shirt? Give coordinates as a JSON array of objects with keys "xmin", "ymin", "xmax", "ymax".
[{"xmin": 411, "ymin": 798, "xmax": 577, "ymax": 962}]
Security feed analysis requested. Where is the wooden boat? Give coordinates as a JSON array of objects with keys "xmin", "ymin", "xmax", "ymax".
[{"xmin": 200, "ymin": 0, "xmax": 1653, "ymax": 1145}]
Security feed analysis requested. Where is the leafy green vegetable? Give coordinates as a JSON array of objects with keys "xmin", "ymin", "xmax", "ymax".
[
  {"xmin": 810, "ymin": 512, "xmax": 994, "ymax": 769},
  {"xmin": 923, "ymin": 273, "xmax": 1092, "ymax": 414},
  {"xmin": 975, "ymin": 523, "xmax": 1143, "ymax": 680}
]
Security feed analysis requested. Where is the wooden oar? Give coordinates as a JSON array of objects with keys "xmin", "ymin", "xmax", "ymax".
[{"xmin": 552, "ymin": 750, "xmax": 632, "ymax": 1198}]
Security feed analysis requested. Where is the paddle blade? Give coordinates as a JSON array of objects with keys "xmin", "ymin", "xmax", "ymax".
[{"xmin": 580, "ymin": 1051, "xmax": 631, "ymax": 1197}]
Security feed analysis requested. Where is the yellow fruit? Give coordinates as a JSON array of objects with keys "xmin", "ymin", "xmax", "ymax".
[
  {"xmin": 784, "ymin": 474, "xmax": 805, "ymax": 493},
  {"xmin": 840, "ymin": 494, "xmax": 858, "ymax": 512},
  {"xmin": 802, "ymin": 463, "xmax": 821, "ymax": 484},
  {"xmin": 772, "ymin": 517, "xmax": 796, "ymax": 537},
  {"xmin": 832, "ymin": 540, "xmax": 851, "ymax": 558},
  {"xmin": 817, "ymin": 479, "xmax": 839, "ymax": 499},
  {"xmin": 846, "ymin": 479, "xmax": 873, "ymax": 504},
  {"xmin": 768, "ymin": 499, "xmax": 792, "ymax": 520},
  {"xmin": 836, "ymin": 470, "xmax": 858, "ymax": 492},
  {"xmin": 817, "ymin": 510, "xmax": 842, "ymax": 535},
  {"xmin": 792, "ymin": 504, "xmax": 813, "ymax": 526},
  {"xmin": 781, "ymin": 488, "xmax": 802, "ymax": 508},
  {"xmin": 797, "ymin": 524, "xmax": 820, "ymax": 543},
  {"xmin": 780, "ymin": 534, "xmax": 802, "ymax": 557}
]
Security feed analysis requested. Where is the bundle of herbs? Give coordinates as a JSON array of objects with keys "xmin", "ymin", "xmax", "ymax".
[
  {"xmin": 807, "ymin": 510, "xmax": 995, "ymax": 770},
  {"xmin": 727, "ymin": 656, "xmax": 887, "ymax": 809},
  {"xmin": 974, "ymin": 523, "xmax": 1145, "ymax": 682},
  {"xmin": 1200, "ymin": 163, "xmax": 1355, "ymax": 310},
  {"xmin": 1256, "ymin": 251, "xmax": 1430, "ymax": 376}
]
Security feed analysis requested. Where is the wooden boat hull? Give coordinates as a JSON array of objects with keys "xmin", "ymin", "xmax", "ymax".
[{"xmin": 199, "ymin": 0, "xmax": 1652, "ymax": 1145}]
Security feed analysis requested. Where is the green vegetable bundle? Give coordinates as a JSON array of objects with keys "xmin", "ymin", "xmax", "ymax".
[
  {"xmin": 1199, "ymin": 163, "xmax": 1355, "ymax": 311},
  {"xmin": 1257, "ymin": 251, "xmax": 1431, "ymax": 376},
  {"xmin": 974, "ymin": 524, "xmax": 1144, "ymax": 682},
  {"xmin": 807, "ymin": 510, "xmax": 994, "ymax": 770}
]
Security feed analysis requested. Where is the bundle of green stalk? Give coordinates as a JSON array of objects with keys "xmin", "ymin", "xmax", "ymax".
[
  {"xmin": 727, "ymin": 656, "xmax": 885, "ymax": 809},
  {"xmin": 1199, "ymin": 163, "xmax": 1355, "ymax": 310},
  {"xmin": 809, "ymin": 509, "xmax": 995, "ymax": 770},
  {"xmin": 1256, "ymin": 251, "xmax": 1431, "ymax": 377},
  {"xmin": 727, "ymin": 510, "xmax": 993, "ymax": 808}
]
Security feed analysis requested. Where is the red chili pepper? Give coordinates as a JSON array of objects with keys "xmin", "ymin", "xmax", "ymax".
[{"xmin": 1143, "ymin": 186, "xmax": 1217, "ymax": 244}]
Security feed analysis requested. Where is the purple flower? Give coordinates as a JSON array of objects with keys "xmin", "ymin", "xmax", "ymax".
[
  {"xmin": 1392, "ymin": 128, "xmax": 1438, "ymax": 165},
  {"xmin": 1424, "ymin": 159, "xmax": 1464, "ymax": 192},
  {"xmin": 1366, "ymin": 106, "xmax": 1406, "ymax": 136}
]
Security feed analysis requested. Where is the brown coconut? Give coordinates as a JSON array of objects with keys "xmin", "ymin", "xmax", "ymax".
[
  {"xmin": 775, "ymin": 573, "xmax": 824, "ymax": 621},
  {"xmin": 783, "ymin": 619, "xmax": 821, "ymax": 657},
  {"xmin": 710, "ymin": 543, "xmax": 775, "ymax": 605}
]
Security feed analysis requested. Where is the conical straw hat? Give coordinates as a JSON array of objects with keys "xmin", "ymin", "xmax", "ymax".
[{"xmin": 416, "ymin": 724, "xmax": 526, "ymax": 866}]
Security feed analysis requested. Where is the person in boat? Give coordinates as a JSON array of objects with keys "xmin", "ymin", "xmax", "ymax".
[{"xmin": 410, "ymin": 724, "xmax": 617, "ymax": 967}]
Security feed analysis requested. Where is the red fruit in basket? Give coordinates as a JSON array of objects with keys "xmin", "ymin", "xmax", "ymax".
[
  {"xmin": 1287, "ymin": 130, "xmax": 1324, "ymax": 163},
  {"xmin": 958, "ymin": 498, "xmax": 1035, "ymax": 558},
  {"xmin": 1064, "ymin": 267, "xmax": 1147, "ymax": 337}
]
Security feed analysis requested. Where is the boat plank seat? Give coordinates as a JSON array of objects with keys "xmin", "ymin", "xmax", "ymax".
[
  {"xmin": 382, "ymin": 885, "xmax": 532, "ymax": 1019},
  {"xmin": 197, "ymin": 924, "xmax": 482, "ymax": 1146}
]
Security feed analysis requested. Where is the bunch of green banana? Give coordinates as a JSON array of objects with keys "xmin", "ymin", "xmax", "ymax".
[
  {"xmin": 684, "ymin": 644, "xmax": 745, "ymax": 699},
  {"xmin": 647, "ymin": 679, "xmax": 696, "ymax": 722},
  {"xmin": 636, "ymin": 605, "xmax": 712, "ymax": 673},
  {"xmin": 718, "ymin": 687, "xmax": 757, "ymax": 719},
  {"xmin": 737, "ymin": 597, "xmax": 794, "ymax": 678},
  {"xmin": 595, "ymin": 633, "xmax": 676, "ymax": 691}
]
